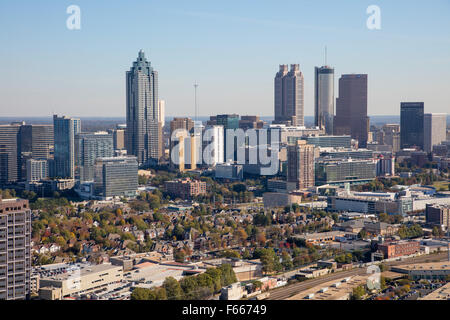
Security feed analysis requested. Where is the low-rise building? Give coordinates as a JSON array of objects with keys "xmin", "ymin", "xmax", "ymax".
[
  {"xmin": 392, "ymin": 262, "xmax": 450, "ymax": 280},
  {"xmin": 164, "ymin": 178, "xmax": 207, "ymax": 200},
  {"xmin": 220, "ymin": 282, "xmax": 245, "ymax": 300},
  {"xmin": 377, "ymin": 241, "xmax": 420, "ymax": 259},
  {"xmin": 39, "ymin": 263, "xmax": 123, "ymax": 300},
  {"xmin": 263, "ymin": 192, "xmax": 302, "ymax": 208}
]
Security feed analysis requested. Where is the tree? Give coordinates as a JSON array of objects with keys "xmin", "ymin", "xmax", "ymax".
[
  {"xmin": 259, "ymin": 248, "xmax": 281, "ymax": 274},
  {"xmin": 174, "ymin": 249, "xmax": 186, "ymax": 263},
  {"xmin": 180, "ymin": 276, "xmax": 199, "ymax": 299},
  {"xmin": 130, "ymin": 287, "xmax": 150, "ymax": 300},
  {"xmin": 163, "ymin": 276, "xmax": 183, "ymax": 300},
  {"xmin": 281, "ymin": 251, "xmax": 294, "ymax": 271},
  {"xmin": 351, "ymin": 285, "xmax": 366, "ymax": 300}
]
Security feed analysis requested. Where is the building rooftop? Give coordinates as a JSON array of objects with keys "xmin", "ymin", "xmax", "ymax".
[
  {"xmin": 419, "ymin": 282, "xmax": 450, "ymax": 300},
  {"xmin": 40, "ymin": 263, "xmax": 121, "ymax": 281}
]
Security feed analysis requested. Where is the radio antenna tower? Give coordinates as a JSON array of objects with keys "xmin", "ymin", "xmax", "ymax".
[{"xmin": 194, "ymin": 82, "xmax": 199, "ymax": 124}]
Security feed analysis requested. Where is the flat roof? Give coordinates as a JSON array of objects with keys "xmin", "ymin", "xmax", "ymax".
[
  {"xmin": 419, "ymin": 282, "xmax": 450, "ymax": 300},
  {"xmin": 394, "ymin": 261, "xmax": 450, "ymax": 272},
  {"xmin": 40, "ymin": 263, "xmax": 121, "ymax": 281}
]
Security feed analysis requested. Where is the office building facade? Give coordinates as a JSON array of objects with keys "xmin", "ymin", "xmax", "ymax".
[
  {"xmin": 126, "ymin": 50, "xmax": 162, "ymax": 166},
  {"xmin": 400, "ymin": 102, "xmax": 424, "ymax": 150},
  {"xmin": 274, "ymin": 64, "xmax": 304, "ymax": 126},
  {"xmin": 0, "ymin": 124, "xmax": 21, "ymax": 186},
  {"xmin": 424, "ymin": 113, "xmax": 447, "ymax": 153},
  {"xmin": 94, "ymin": 156, "xmax": 138, "ymax": 199},
  {"xmin": 334, "ymin": 74, "xmax": 369, "ymax": 148},
  {"xmin": 315, "ymin": 159, "xmax": 376, "ymax": 185},
  {"xmin": 314, "ymin": 66, "xmax": 334, "ymax": 134},
  {"xmin": 53, "ymin": 115, "xmax": 80, "ymax": 179},
  {"xmin": 75, "ymin": 132, "xmax": 114, "ymax": 182}
]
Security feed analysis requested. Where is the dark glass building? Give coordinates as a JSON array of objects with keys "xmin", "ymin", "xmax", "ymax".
[
  {"xmin": 400, "ymin": 102, "xmax": 424, "ymax": 150},
  {"xmin": 334, "ymin": 74, "xmax": 369, "ymax": 148}
]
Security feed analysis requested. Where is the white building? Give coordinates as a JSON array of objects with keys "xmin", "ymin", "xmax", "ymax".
[
  {"xmin": 26, "ymin": 159, "xmax": 48, "ymax": 183},
  {"xmin": 424, "ymin": 113, "xmax": 447, "ymax": 153}
]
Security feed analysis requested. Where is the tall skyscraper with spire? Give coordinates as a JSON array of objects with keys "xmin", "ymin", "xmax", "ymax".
[
  {"xmin": 314, "ymin": 66, "xmax": 334, "ymax": 134},
  {"xmin": 126, "ymin": 50, "xmax": 162, "ymax": 165},
  {"xmin": 274, "ymin": 64, "xmax": 304, "ymax": 127}
]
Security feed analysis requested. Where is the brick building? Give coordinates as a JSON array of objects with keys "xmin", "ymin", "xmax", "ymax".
[
  {"xmin": 164, "ymin": 178, "xmax": 207, "ymax": 199},
  {"xmin": 378, "ymin": 241, "xmax": 420, "ymax": 259}
]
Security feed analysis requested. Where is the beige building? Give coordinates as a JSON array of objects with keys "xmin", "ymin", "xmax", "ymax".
[
  {"xmin": 287, "ymin": 140, "xmax": 315, "ymax": 190},
  {"xmin": 39, "ymin": 264, "xmax": 123, "ymax": 300},
  {"xmin": 391, "ymin": 261, "xmax": 450, "ymax": 280}
]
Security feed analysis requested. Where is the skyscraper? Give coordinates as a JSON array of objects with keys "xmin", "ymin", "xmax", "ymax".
[
  {"xmin": 314, "ymin": 66, "xmax": 334, "ymax": 134},
  {"xmin": 19, "ymin": 124, "xmax": 53, "ymax": 180},
  {"xmin": 0, "ymin": 124, "xmax": 21, "ymax": 186},
  {"xmin": 75, "ymin": 132, "xmax": 114, "ymax": 182},
  {"xmin": 274, "ymin": 64, "xmax": 304, "ymax": 126},
  {"xmin": 126, "ymin": 50, "xmax": 162, "ymax": 166},
  {"xmin": 19, "ymin": 125, "xmax": 53, "ymax": 160},
  {"xmin": 53, "ymin": 115, "xmax": 80, "ymax": 179},
  {"xmin": 287, "ymin": 140, "xmax": 315, "ymax": 189},
  {"xmin": 424, "ymin": 113, "xmax": 447, "ymax": 153},
  {"xmin": 334, "ymin": 74, "xmax": 369, "ymax": 148},
  {"xmin": 0, "ymin": 196, "xmax": 32, "ymax": 300},
  {"xmin": 400, "ymin": 102, "xmax": 424, "ymax": 150},
  {"xmin": 169, "ymin": 117, "xmax": 195, "ymax": 171}
]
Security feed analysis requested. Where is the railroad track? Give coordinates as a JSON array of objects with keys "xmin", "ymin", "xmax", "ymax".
[{"xmin": 267, "ymin": 252, "xmax": 449, "ymax": 300}]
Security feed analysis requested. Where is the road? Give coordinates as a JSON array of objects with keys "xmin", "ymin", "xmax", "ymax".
[{"xmin": 266, "ymin": 252, "xmax": 449, "ymax": 300}]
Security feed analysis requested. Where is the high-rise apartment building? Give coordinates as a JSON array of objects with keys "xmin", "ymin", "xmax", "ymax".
[
  {"xmin": 424, "ymin": 113, "xmax": 447, "ymax": 153},
  {"xmin": 26, "ymin": 159, "xmax": 48, "ymax": 183},
  {"xmin": 400, "ymin": 102, "xmax": 424, "ymax": 150},
  {"xmin": 75, "ymin": 132, "xmax": 114, "ymax": 182},
  {"xmin": 334, "ymin": 74, "xmax": 369, "ymax": 148},
  {"xmin": 94, "ymin": 156, "xmax": 138, "ymax": 199},
  {"xmin": 126, "ymin": 50, "xmax": 162, "ymax": 166},
  {"xmin": 53, "ymin": 115, "xmax": 80, "ymax": 179},
  {"xmin": 0, "ymin": 124, "xmax": 21, "ymax": 186},
  {"xmin": 274, "ymin": 64, "xmax": 304, "ymax": 126},
  {"xmin": 287, "ymin": 140, "xmax": 315, "ymax": 190},
  {"xmin": 0, "ymin": 196, "xmax": 32, "ymax": 300},
  {"xmin": 314, "ymin": 66, "xmax": 334, "ymax": 134}
]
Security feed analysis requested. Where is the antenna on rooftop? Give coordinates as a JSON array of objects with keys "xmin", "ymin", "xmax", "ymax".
[
  {"xmin": 194, "ymin": 82, "xmax": 199, "ymax": 124},
  {"xmin": 325, "ymin": 46, "xmax": 328, "ymax": 66}
]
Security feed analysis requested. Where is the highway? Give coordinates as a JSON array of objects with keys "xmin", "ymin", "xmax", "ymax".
[{"xmin": 266, "ymin": 252, "xmax": 449, "ymax": 300}]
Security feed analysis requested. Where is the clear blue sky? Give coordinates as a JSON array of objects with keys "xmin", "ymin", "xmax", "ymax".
[{"xmin": 0, "ymin": 0, "xmax": 449, "ymax": 118}]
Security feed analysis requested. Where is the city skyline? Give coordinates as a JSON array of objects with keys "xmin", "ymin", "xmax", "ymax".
[{"xmin": 1, "ymin": 1, "xmax": 449, "ymax": 117}]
